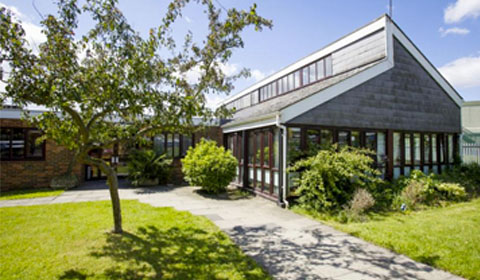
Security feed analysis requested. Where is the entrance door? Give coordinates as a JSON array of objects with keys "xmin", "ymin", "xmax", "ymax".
[
  {"xmin": 85, "ymin": 143, "xmax": 130, "ymax": 180},
  {"xmin": 247, "ymin": 129, "xmax": 276, "ymax": 197}
]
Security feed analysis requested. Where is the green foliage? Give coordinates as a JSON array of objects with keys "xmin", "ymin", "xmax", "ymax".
[
  {"xmin": 288, "ymin": 145, "xmax": 382, "ymax": 212},
  {"xmin": 438, "ymin": 163, "xmax": 480, "ymax": 195},
  {"xmin": 393, "ymin": 170, "xmax": 467, "ymax": 209},
  {"xmin": 127, "ymin": 149, "xmax": 172, "ymax": 187},
  {"xmin": 182, "ymin": 139, "xmax": 237, "ymax": 193}
]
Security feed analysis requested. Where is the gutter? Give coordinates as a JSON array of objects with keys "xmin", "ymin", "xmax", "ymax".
[{"xmin": 275, "ymin": 114, "xmax": 289, "ymax": 208}]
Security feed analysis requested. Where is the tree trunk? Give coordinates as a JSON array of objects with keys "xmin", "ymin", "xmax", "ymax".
[{"xmin": 83, "ymin": 155, "xmax": 123, "ymax": 233}]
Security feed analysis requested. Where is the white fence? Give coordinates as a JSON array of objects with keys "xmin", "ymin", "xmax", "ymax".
[{"xmin": 462, "ymin": 143, "xmax": 480, "ymax": 164}]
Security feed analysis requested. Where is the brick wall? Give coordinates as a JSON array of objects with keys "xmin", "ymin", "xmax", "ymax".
[{"xmin": 0, "ymin": 119, "xmax": 84, "ymax": 191}]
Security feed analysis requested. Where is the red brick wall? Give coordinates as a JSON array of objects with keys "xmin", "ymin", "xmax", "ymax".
[{"xmin": 0, "ymin": 119, "xmax": 84, "ymax": 191}]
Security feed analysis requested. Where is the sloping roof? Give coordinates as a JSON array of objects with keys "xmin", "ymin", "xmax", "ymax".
[{"xmin": 225, "ymin": 61, "xmax": 380, "ymax": 128}]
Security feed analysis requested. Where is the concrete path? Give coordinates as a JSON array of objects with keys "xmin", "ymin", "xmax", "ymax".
[{"xmin": 0, "ymin": 181, "xmax": 463, "ymax": 280}]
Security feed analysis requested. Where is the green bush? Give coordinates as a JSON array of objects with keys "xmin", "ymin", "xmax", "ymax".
[
  {"xmin": 288, "ymin": 146, "xmax": 383, "ymax": 212},
  {"xmin": 181, "ymin": 139, "xmax": 238, "ymax": 194},
  {"xmin": 439, "ymin": 163, "xmax": 480, "ymax": 195},
  {"xmin": 127, "ymin": 149, "xmax": 172, "ymax": 187}
]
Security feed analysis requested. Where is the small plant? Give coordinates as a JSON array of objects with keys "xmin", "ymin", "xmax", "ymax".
[
  {"xmin": 400, "ymin": 181, "xmax": 427, "ymax": 209},
  {"xmin": 127, "ymin": 149, "xmax": 172, "ymax": 187},
  {"xmin": 349, "ymin": 188, "xmax": 376, "ymax": 215},
  {"xmin": 182, "ymin": 139, "xmax": 238, "ymax": 194},
  {"xmin": 288, "ymin": 145, "xmax": 382, "ymax": 212}
]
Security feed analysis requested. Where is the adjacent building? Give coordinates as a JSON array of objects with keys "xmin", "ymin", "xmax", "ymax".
[{"xmin": 220, "ymin": 15, "xmax": 462, "ymax": 203}]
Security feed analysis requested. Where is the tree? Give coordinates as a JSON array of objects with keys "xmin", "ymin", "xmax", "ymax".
[{"xmin": 0, "ymin": 0, "xmax": 271, "ymax": 233}]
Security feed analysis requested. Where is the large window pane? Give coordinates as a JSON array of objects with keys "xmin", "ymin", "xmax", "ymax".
[
  {"xmin": 309, "ymin": 63, "xmax": 316, "ymax": 83},
  {"xmin": 317, "ymin": 59, "xmax": 325, "ymax": 80},
  {"xmin": 320, "ymin": 129, "xmax": 333, "ymax": 148},
  {"xmin": 166, "ymin": 134, "xmax": 173, "ymax": 157},
  {"xmin": 272, "ymin": 82, "xmax": 277, "ymax": 97},
  {"xmin": 377, "ymin": 132, "xmax": 386, "ymax": 164},
  {"xmin": 251, "ymin": 90, "xmax": 259, "ymax": 105},
  {"xmin": 256, "ymin": 133, "xmax": 261, "ymax": 165},
  {"xmin": 181, "ymin": 135, "xmax": 192, "ymax": 156},
  {"xmin": 448, "ymin": 134, "xmax": 454, "ymax": 163},
  {"xmin": 273, "ymin": 128, "xmax": 280, "ymax": 168},
  {"xmin": 302, "ymin": 67, "xmax": 309, "ymax": 85},
  {"xmin": 432, "ymin": 134, "xmax": 437, "ymax": 163},
  {"xmin": 306, "ymin": 129, "xmax": 320, "ymax": 152},
  {"xmin": 287, "ymin": 127, "xmax": 301, "ymax": 164},
  {"xmin": 154, "ymin": 134, "xmax": 165, "ymax": 155},
  {"xmin": 173, "ymin": 134, "xmax": 180, "ymax": 157},
  {"xmin": 338, "ymin": 131, "xmax": 349, "ymax": 148},
  {"xmin": 26, "ymin": 129, "xmax": 43, "ymax": 158},
  {"xmin": 263, "ymin": 132, "xmax": 270, "ymax": 166},
  {"xmin": 248, "ymin": 133, "xmax": 255, "ymax": 165},
  {"xmin": 394, "ymin": 132, "xmax": 401, "ymax": 166},
  {"xmin": 351, "ymin": 131, "xmax": 360, "ymax": 147},
  {"xmin": 439, "ymin": 135, "xmax": 445, "ymax": 163},
  {"xmin": 11, "ymin": 128, "xmax": 25, "ymax": 159},
  {"xmin": 325, "ymin": 55, "xmax": 333, "ymax": 76},
  {"xmin": 0, "ymin": 128, "xmax": 11, "ymax": 159},
  {"xmin": 294, "ymin": 71, "xmax": 301, "ymax": 88},
  {"xmin": 288, "ymin": 74, "xmax": 294, "ymax": 91},
  {"xmin": 405, "ymin": 134, "xmax": 412, "ymax": 165},
  {"xmin": 424, "ymin": 134, "xmax": 431, "ymax": 164},
  {"xmin": 414, "ymin": 133, "xmax": 421, "ymax": 165},
  {"xmin": 365, "ymin": 132, "xmax": 376, "ymax": 151}
]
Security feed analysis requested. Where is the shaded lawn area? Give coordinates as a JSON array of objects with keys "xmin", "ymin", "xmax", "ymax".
[
  {"xmin": 0, "ymin": 200, "xmax": 269, "ymax": 280},
  {"xmin": 294, "ymin": 199, "xmax": 480, "ymax": 280},
  {"xmin": 0, "ymin": 188, "xmax": 64, "ymax": 200}
]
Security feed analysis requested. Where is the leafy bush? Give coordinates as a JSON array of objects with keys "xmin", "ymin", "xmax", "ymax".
[
  {"xmin": 127, "ymin": 149, "xmax": 172, "ymax": 187},
  {"xmin": 288, "ymin": 146, "xmax": 383, "ymax": 212},
  {"xmin": 438, "ymin": 163, "xmax": 480, "ymax": 196},
  {"xmin": 394, "ymin": 170, "xmax": 467, "ymax": 209},
  {"xmin": 182, "ymin": 139, "xmax": 238, "ymax": 194}
]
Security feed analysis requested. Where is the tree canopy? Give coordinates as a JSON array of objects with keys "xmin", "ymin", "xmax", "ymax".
[{"xmin": 0, "ymin": 0, "xmax": 271, "ymax": 232}]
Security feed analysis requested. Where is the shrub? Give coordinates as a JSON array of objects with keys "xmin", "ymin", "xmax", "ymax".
[
  {"xmin": 435, "ymin": 182, "xmax": 466, "ymax": 202},
  {"xmin": 127, "ymin": 149, "xmax": 172, "ymax": 187},
  {"xmin": 182, "ymin": 139, "xmax": 238, "ymax": 194},
  {"xmin": 288, "ymin": 145, "xmax": 383, "ymax": 212},
  {"xmin": 439, "ymin": 163, "xmax": 480, "ymax": 196},
  {"xmin": 349, "ymin": 188, "xmax": 376, "ymax": 215},
  {"xmin": 400, "ymin": 180, "xmax": 427, "ymax": 209}
]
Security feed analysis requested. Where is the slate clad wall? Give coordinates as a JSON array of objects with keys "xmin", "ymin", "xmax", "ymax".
[{"xmin": 289, "ymin": 39, "xmax": 461, "ymax": 133}]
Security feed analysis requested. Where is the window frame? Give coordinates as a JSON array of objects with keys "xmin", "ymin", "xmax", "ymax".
[{"xmin": 0, "ymin": 127, "xmax": 46, "ymax": 161}]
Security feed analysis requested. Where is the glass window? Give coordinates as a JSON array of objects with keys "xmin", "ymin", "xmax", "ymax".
[
  {"xmin": 302, "ymin": 67, "xmax": 309, "ymax": 85},
  {"xmin": 181, "ymin": 135, "xmax": 192, "ymax": 156},
  {"xmin": 272, "ymin": 82, "xmax": 277, "ymax": 97},
  {"xmin": 288, "ymin": 74, "xmax": 294, "ymax": 91},
  {"xmin": 351, "ymin": 131, "xmax": 360, "ymax": 147},
  {"xmin": 338, "ymin": 131, "xmax": 349, "ymax": 148},
  {"xmin": 394, "ymin": 132, "xmax": 401, "ymax": 166},
  {"xmin": 173, "ymin": 134, "xmax": 180, "ymax": 157},
  {"xmin": 287, "ymin": 127, "xmax": 301, "ymax": 164},
  {"xmin": 273, "ymin": 128, "xmax": 280, "ymax": 169},
  {"xmin": 424, "ymin": 134, "xmax": 431, "ymax": 164},
  {"xmin": 294, "ymin": 71, "xmax": 301, "ymax": 88},
  {"xmin": 405, "ymin": 134, "xmax": 412, "ymax": 165},
  {"xmin": 432, "ymin": 134, "xmax": 437, "ymax": 163},
  {"xmin": 263, "ymin": 132, "xmax": 270, "ymax": 166},
  {"xmin": 320, "ymin": 129, "xmax": 333, "ymax": 148},
  {"xmin": 414, "ymin": 133, "xmax": 421, "ymax": 165},
  {"xmin": 282, "ymin": 76, "xmax": 288, "ymax": 93},
  {"xmin": 251, "ymin": 90, "xmax": 259, "ymax": 105},
  {"xmin": 256, "ymin": 133, "xmax": 261, "ymax": 165},
  {"xmin": 448, "ymin": 135, "xmax": 454, "ymax": 163},
  {"xmin": 306, "ymin": 129, "xmax": 320, "ymax": 152},
  {"xmin": 325, "ymin": 55, "xmax": 333, "ymax": 76},
  {"xmin": 11, "ymin": 128, "xmax": 25, "ymax": 159},
  {"xmin": 309, "ymin": 63, "xmax": 316, "ymax": 83},
  {"xmin": 25, "ymin": 129, "xmax": 43, "ymax": 158},
  {"xmin": 365, "ymin": 132, "xmax": 376, "ymax": 151},
  {"xmin": 0, "ymin": 128, "xmax": 10, "ymax": 159},
  {"xmin": 317, "ymin": 59, "xmax": 325, "ymax": 80},
  {"xmin": 154, "ymin": 134, "xmax": 165, "ymax": 155},
  {"xmin": 248, "ymin": 132, "xmax": 255, "ymax": 165},
  {"xmin": 439, "ymin": 135, "xmax": 445, "ymax": 163},
  {"xmin": 377, "ymin": 132, "xmax": 386, "ymax": 164},
  {"xmin": 166, "ymin": 134, "xmax": 173, "ymax": 157}
]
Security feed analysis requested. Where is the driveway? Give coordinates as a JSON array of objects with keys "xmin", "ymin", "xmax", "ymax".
[{"xmin": 0, "ymin": 181, "xmax": 463, "ymax": 280}]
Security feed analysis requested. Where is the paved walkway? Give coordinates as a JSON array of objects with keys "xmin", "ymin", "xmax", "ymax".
[{"xmin": 0, "ymin": 181, "xmax": 463, "ymax": 280}]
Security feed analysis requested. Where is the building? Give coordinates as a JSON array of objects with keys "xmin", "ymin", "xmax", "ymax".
[
  {"xmin": 461, "ymin": 101, "xmax": 480, "ymax": 164},
  {"xmin": 220, "ymin": 15, "xmax": 462, "ymax": 204},
  {"xmin": 0, "ymin": 107, "xmax": 222, "ymax": 190}
]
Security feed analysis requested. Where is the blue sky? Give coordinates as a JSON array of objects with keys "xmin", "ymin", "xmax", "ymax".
[{"xmin": 1, "ymin": 0, "xmax": 479, "ymax": 104}]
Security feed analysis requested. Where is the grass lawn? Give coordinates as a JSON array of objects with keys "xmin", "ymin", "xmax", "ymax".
[
  {"xmin": 294, "ymin": 199, "xmax": 480, "ymax": 280},
  {"xmin": 0, "ymin": 188, "xmax": 64, "ymax": 200},
  {"xmin": 0, "ymin": 200, "xmax": 269, "ymax": 280}
]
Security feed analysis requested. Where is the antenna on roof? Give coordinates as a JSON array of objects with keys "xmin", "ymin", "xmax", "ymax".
[{"xmin": 389, "ymin": 0, "xmax": 393, "ymax": 18}]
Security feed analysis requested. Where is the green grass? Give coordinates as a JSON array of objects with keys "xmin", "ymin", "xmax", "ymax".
[
  {"xmin": 0, "ymin": 188, "xmax": 64, "ymax": 200},
  {"xmin": 293, "ymin": 199, "xmax": 480, "ymax": 280},
  {"xmin": 0, "ymin": 200, "xmax": 269, "ymax": 280}
]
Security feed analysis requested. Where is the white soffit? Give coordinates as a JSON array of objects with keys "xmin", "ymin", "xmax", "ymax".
[
  {"xmin": 222, "ymin": 115, "xmax": 277, "ymax": 133},
  {"xmin": 218, "ymin": 15, "xmax": 388, "ymax": 106}
]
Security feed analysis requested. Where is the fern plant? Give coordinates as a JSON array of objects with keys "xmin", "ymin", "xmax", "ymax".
[{"xmin": 127, "ymin": 149, "xmax": 172, "ymax": 187}]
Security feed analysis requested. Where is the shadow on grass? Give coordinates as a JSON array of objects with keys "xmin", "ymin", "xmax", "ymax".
[{"xmin": 60, "ymin": 225, "xmax": 268, "ymax": 280}]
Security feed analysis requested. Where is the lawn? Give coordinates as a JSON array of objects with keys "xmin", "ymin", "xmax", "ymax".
[
  {"xmin": 0, "ymin": 188, "xmax": 64, "ymax": 200},
  {"xmin": 294, "ymin": 198, "xmax": 480, "ymax": 280},
  {"xmin": 0, "ymin": 200, "xmax": 269, "ymax": 280}
]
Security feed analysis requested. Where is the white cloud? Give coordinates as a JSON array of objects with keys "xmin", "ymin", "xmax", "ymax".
[
  {"xmin": 439, "ymin": 54, "xmax": 480, "ymax": 88},
  {"xmin": 250, "ymin": 69, "xmax": 266, "ymax": 82},
  {"xmin": 0, "ymin": 2, "xmax": 46, "ymax": 51},
  {"xmin": 444, "ymin": 0, "xmax": 480, "ymax": 23},
  {"xmin": 439, "ymin": 26, "xmax": 470, "ymax": 36}
]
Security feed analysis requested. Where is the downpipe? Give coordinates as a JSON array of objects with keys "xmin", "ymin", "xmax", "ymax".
[{"xmin": 276, "ymin": 114, "xmax": 289, "ymax": 208}]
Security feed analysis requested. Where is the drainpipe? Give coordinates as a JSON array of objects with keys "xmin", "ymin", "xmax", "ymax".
[{"xmin": 276, "ymin": 114, "xmax": 289, "ymax": 208}]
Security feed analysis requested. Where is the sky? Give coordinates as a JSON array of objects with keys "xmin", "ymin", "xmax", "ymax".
[{"xmin": 1, "ymin": 0, "xmax": 479, "ymax": 107}]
